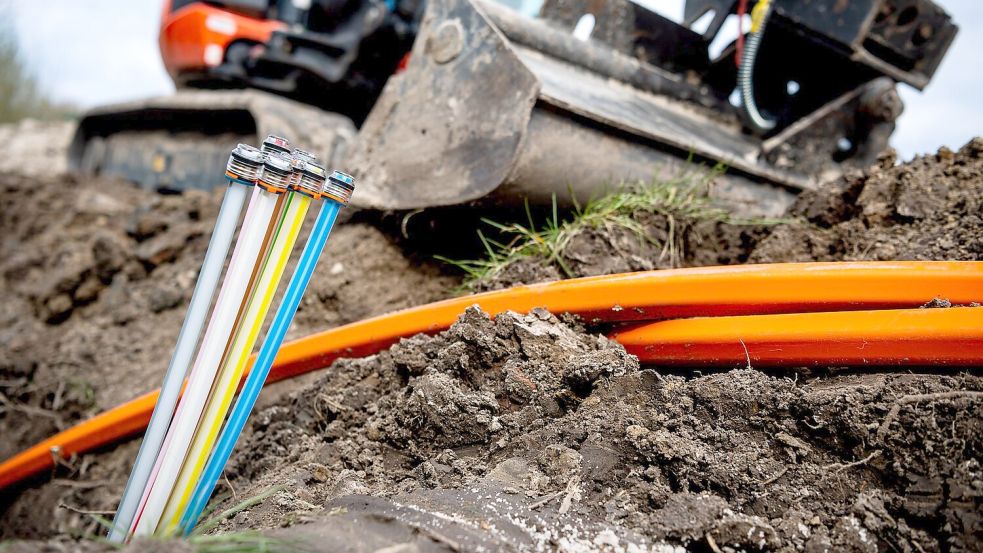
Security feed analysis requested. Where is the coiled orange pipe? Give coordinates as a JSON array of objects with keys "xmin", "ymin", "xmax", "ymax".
[{"xmin": 0, "ymin": 261, "xmax": 980, "ymax": 490}]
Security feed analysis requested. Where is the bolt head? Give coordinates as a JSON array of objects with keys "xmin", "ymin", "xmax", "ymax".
[{"xmin": 426, "ymin": 19, "xmax": 464, "ymax": 64}]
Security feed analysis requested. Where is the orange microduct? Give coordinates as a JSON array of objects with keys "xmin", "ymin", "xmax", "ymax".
[{"xmin": 0, "ymin": 261, "xmax": 980, "ymax": 490}]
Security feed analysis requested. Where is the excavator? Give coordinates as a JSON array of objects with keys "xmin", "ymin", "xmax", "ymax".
[{"xmin": 69, "ymin": 0, "xmax": 956, "ymax": 216}]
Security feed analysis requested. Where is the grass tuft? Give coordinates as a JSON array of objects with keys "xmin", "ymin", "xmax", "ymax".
[
  {"xmin": 188, "ymin": 531, "xmax": 299, "ymax": 553},
  {"xmin": 193, "ymin": 485, "xmax": 285, "ymax": 535},
  {"xmin": 76, "ymin": 486, "xmax": 294, "ymax": 551},
  {"xmin": 437, "ymin": 166, "xmax": 759, "ymax": 288}
]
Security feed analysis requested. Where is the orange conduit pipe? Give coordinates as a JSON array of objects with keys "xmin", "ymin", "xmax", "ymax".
[
  {"xmin": 0, "ymin": 261, "xmax": 980, "ymax": 490},
  {"xmin": 263, "ymin": 261, "xmax": 983, "ymax": 381},
  {"xmin": 613, "ymin": 306, "xmax": 983, "ymax": 367}
]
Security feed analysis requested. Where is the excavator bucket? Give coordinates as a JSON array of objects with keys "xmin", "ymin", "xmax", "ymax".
[{"xmin": 347, "ymin": 0, "xmax": 888, "ymax": 216}]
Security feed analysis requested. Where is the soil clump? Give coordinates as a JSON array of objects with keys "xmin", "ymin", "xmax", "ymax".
[{"xmin": 752, "ymin": 139, "xmax": 983, "ymax": 263}]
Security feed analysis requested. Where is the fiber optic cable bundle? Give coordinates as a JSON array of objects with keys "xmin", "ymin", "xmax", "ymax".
[
  {"xmin": 107, "ymin": 134, "xmax": 354, "ymax": 541},
  {"xmin": 108, "ymin": 143, "xmax": 264, "ymax": 542},
  {"xmin": 180, "ymin": 170, "xmax": 354, "ymax": 533},
  {"xmin": 129, "ymin": 142, "xmax": 294, "ymax": 537},
  {"xmin": 159, "ymin": 153, "xmax": 325, "ymax": 534}
]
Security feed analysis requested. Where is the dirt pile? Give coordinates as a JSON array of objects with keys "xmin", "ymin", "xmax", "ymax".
[
  {"xmin": 166, "ymin": 308, "xmax": 981, "ymax": 551},
  {"xmin": 479, "ymin": 216, "xmax": 765, "ymax": 292},
  {"xmin": 752, "ymin": 139, "xmax": 983, "ymax": 263},
  {"xmin": 0, "ymin": 171, "xmax": 203, "ymax": 463}
]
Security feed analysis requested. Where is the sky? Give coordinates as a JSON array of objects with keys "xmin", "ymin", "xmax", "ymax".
[{"xmin": 6, "ymin": 0, "xmax": 980, "ymax": 159}]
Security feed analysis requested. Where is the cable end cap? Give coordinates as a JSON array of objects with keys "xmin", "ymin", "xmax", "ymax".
[{"xmin": 323, "ymin": 171, "xmax": 355, "ymax": 205}]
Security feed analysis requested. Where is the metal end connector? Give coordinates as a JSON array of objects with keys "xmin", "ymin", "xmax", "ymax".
[
  {"xmin": 291, "ymin": 148, "xmax": 317, "ymax": 163},
  {"xmin": 260, "ymin": 135, "xmax": 291, "ymax": 157},
  {"xmin": 322, "ymin": 170, "xmax": 355, "ymax": 205},
  {"xmin": 290, "ymin": 155, "xmax": 327, "ymax": 199},
  {"xmin": 225, "ymin": 144, "xmax": 264, "ymax": 184},
  {"xmin": 258, "ymin": 152, "xmax": 293, "ymax": 193},
  {"xmin": 290, "ymin": 149, "xmax": 325, "ymax": 200}
]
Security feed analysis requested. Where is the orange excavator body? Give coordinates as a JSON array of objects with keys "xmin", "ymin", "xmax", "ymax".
[{"xmin": 158, "ymin": 0, "xmax": 283, "ymax": 82}]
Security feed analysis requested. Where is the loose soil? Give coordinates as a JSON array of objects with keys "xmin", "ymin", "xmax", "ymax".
[
  {"xmin": 751, "ymin": 139, "xmax": 983, "ymax": 263},
  {"xmin": 166, "ymin": 308, "xmax": 983, "ymax": 552},
  {"xmin": 473, "ymin": 215, "xmax": 767, "ymax": 293},
  {"xmin": 1, "ymin": 136, "xmax": 981, "ymax": 552}
]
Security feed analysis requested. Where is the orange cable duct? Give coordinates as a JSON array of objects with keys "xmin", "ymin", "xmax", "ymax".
[
  {"xmin": 0, "ymin": 261, "xmax": 980, "ymax": 490},
  {"xmin": 263, "ymin": 261, "xmax": 983, "ymax": 381},
  {"xmin": 612, "ymin": 306, "xmax": 983, "ymax": 367}
]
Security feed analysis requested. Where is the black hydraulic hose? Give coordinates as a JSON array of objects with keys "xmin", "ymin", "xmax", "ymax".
[{"xmin": 739, "ymin": 0, "xmax": 776, "ymax": 132}]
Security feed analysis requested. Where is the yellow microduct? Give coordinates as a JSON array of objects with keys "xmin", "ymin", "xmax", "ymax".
[{"xmin": 159, "ymin": 191, "xmax": 312, "ymax": 533}]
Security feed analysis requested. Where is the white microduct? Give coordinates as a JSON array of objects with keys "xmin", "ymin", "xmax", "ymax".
[
  {"xmin": 107, "ymin": 180, "xmax": 249, "ymax": 543},
  {"xmin": 128, "ymin": 185, "xmax": 282, "ymax": 537}
]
